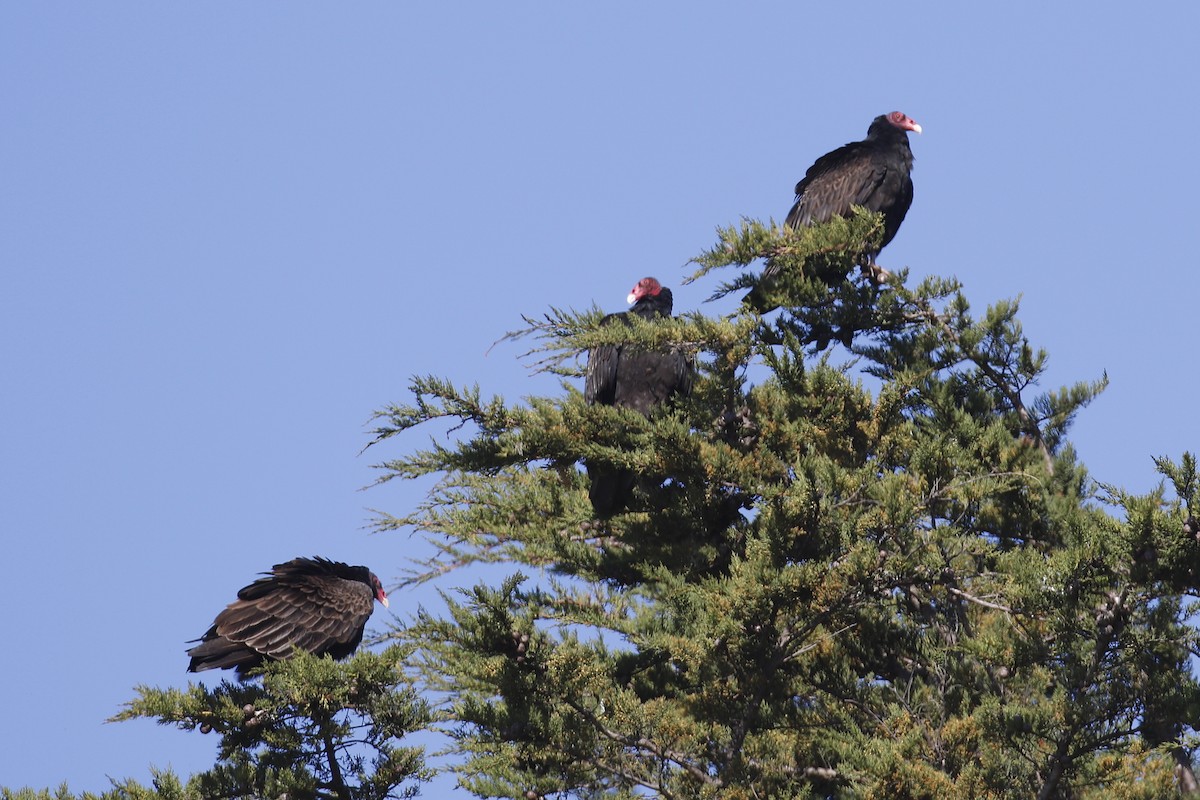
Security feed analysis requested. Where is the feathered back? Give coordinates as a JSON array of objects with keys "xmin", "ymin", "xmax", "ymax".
[
  {"xmin": 746, "ymin": 113, "xmax": 919, "ymax": 312},
  {"xmin": 784, "ymin": 113, "xmax": 916, "ymax": 256},
  {"xmin": 187, "ymin": 556, "xmax": 386, "ymax": 676}
]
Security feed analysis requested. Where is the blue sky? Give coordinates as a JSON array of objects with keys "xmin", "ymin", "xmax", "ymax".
[{"xmin": 2, "ymin": 3, "xmax": 1197, "ymax": 793}]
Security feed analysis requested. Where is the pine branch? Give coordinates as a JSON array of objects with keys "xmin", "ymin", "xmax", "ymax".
[
  {"xmin": 358, "ymin": 217, "xmax": 1187, "ymax": 797},
  {"xmin": 915, "ymin": 294, "xmax": 1054, "ymax": 470},
  {"xmin": 563, "ymin": 698, "xmax": 722, "ymax": 791},
  {"xmin": 946, "ymin": 585, "xmax": 1013, "ymax": 614},
  {"xmin": 685, "ymin": 210, "xmax": 887, "ymax": 302},
  {"xmin": 321, "ymin": 725, "xmax": 350, "ymax": 800}
]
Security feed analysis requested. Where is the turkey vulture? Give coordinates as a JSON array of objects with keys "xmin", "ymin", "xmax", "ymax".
[
  {"xmin": 747, "ymin": 110, "xmax": 920, "ymax": 309},
  {"xmin": 186, "ymin": 556, "xmax": 389, "ymax": 676},
  {"xmin": 584, "ymin": 277, "xmax": 693, "ymax": 516}
]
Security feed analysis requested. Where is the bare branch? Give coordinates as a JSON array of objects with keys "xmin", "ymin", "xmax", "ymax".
[{"xmin": 947, "ymin": 586, "xmax": 1013, "ymax": 614}]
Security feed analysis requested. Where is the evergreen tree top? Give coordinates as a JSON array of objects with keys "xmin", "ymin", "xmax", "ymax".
[{"xmin": 83, "ymin": 211, "xmax": 1199, "ymax": 800}]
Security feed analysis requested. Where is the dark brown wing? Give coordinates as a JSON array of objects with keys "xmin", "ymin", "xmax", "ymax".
[
  {"xmin": 785, "ymin": 121, "xmax": 915, "ymax": 254},
  {"xmin": 747, "ymin": 116, "xmax": 915, "ymax": 313},
  {"xmin": 187, "ymin": 571, "xmax": 374, "ymax": 674},
  {"xmin": 584, "ymin": 312, "xmax": 629, "ymax": 407},
  {"xmin": 673, "ymin": 348, "xmax": 695, "ymax": 398},
  {"xmin": 786, "ymin": 142, "xmax": 893, "ymax": 229}
]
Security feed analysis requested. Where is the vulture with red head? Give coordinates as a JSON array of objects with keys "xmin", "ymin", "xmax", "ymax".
[
  {"xmin": 584, "ymin": 277, "xmax": 693, "ymax": 516},
  {"xmin": 746, "ymin": 110, "xmax": 921, "ymax": 310},
  {"xmin": 186, "ymin": 556, "xmax": 389, "ymax": 676}
]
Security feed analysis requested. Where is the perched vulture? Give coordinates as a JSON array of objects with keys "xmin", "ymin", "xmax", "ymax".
[
  {"xmin": 186, "ymin": 556, "xmax": 389, "ymax": 676},
  {"xmin": 747, "ymin": 110, "xmax": 920, "ymax": 309},
  {"xmin": 584, "ymin": 277, "xmax": 693, "ymax": 516}
]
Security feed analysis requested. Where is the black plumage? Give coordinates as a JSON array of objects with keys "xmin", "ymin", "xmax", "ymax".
[
  {"xmin": 186, "ymin": 556, "xmax": 389, "ymax": 676},
  {"xmin": 584, "ymin": 277, "xmax": 693, "ymax": 516},
  {"xmin": 748, "ymin": 111, "xmax": 920, "ymax": 309}
]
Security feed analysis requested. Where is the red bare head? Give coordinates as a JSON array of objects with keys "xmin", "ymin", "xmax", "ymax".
[
  {"xmin": 886, "ymin": 111, "xmax": 922, "ymax": 134},
  {"xmin": 369, "ymin": 572, "xmax": 389, "ymax": 608},
  {"xmin": 627, "ymin": 276, "xmax": 663, "ymax": 305}
]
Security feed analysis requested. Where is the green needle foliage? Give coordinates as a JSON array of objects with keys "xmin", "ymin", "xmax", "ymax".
[
  {"xmin": 364, "ymin": 213, "xmax": 1200, "ymax": 799},
  {"xmin": 11, "ymin": 213, "xmax": 1197, "ymax": 800},
  {"xmin": 111, "ymin": 647, "xmax": 432, "ymax": 800},
  {"xmin": 1, "ymin": 772, "xmax": 189, "ymax": 800}
]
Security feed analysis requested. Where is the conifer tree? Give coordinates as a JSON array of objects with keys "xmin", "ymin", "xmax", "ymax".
[
  {"xmin": 16, "ymin": 212, "xmax": 1199, "ymax": 800},
  {"xmin": 111, "ymin": 647, "xmax": 431, "ymax": 799},
  {"xmin": 2, "ymin": 771, "xmax": 189, "ymax": 800},
  {"xmin": 363, "ymin": 210, "xmax": 1200, "ymax": 799}
]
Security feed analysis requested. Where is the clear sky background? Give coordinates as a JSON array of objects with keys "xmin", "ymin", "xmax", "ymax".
[{"xmin": 2, "ymin": 3, "xmax": 1197, "ymax": 793}]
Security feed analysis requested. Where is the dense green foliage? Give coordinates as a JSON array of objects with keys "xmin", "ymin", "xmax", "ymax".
[
  {"xmin": 1, "ymin": 772, "xmax": 188, "ymax": 800},
  {"xmin": 108, "ymin": 647, "xmax": 430, "ymax": 800},
  {"xmin": 364, "ymin": 211, "xmax": 1200, "ymax": 798},
  {"xmin": 11, "ymin": 211, "xmax": 1198, "ymax": 799}
]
